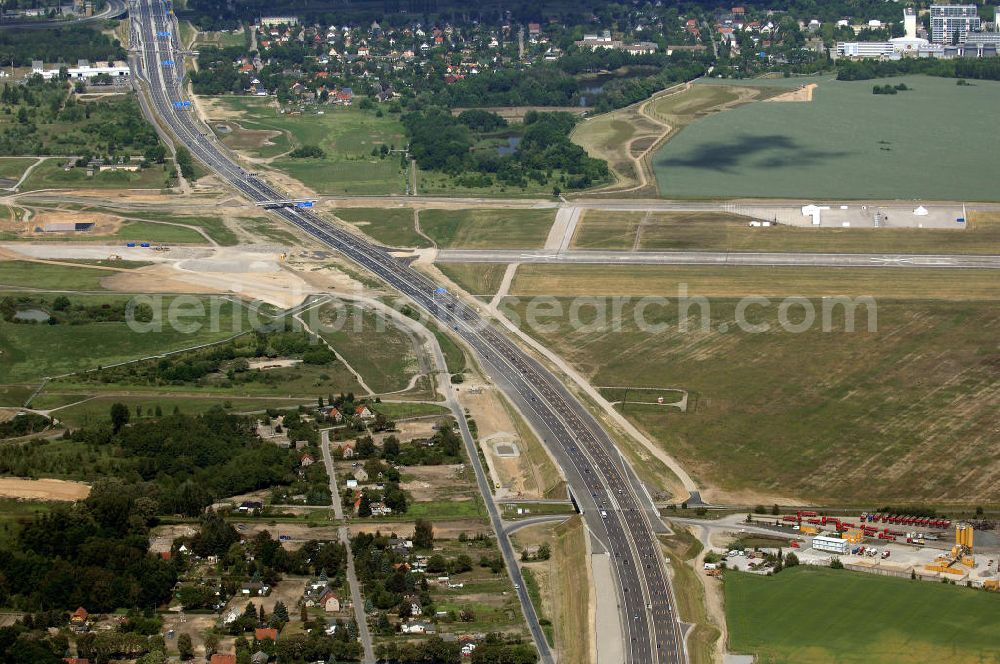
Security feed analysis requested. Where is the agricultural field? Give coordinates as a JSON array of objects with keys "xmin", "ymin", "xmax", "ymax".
[
  {"xmin": 570, "ymin": 210, "xmax": 1000, "ymax": 254},
  {"xmin": 508, "ymin": 264, "xmax": 1000, "ymax": 300},
  {"xmin": 204, "ymin": 98, "xmax": 408, "ymax": 195},
  {"xmin": 418, "ymin": 209, "xmax": 555, "ymax": 249},
  {"xmin": 726, "ymin": 567, "xmax": 1000, "ymax": 663},
  {"xmin": 654, "ymin": 75, "xmax": 1000, "ymax": 200},
  {"xmin": 500, "ymin": 271, "xmax": 1000, "ymax": 504},
  {"xmin": 436, "ymin": 262, "xmax": 509, "ymax": 298}
]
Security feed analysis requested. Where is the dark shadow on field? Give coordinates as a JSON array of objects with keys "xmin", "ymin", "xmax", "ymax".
[{"xmin": 655, "ymin": 134, "xmax": 853, "ymax": 173}]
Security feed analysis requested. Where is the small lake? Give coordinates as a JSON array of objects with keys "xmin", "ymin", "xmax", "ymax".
[
  {"xmin": 497, "ymin": 136, "xmax": 522, "ymax": 157},
  {"xmin": 13, "ymin": 309, "xmax": 50, "ymax": 322}
]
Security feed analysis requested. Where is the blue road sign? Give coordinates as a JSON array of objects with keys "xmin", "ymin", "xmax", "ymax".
[
  {"xmin": 156, "ymin": 31, "xmax": 171, "ymax": 37},
  {"xmin": 173, "ymin": 101, "xmax": 184, "ymax": 108},
  {"xmin": 162, "ymin": 60, "xmax": 175, "ymax": 66},
  {"xmin": 434, "ymin": 287, "xmax": 447, "ymax": 294},
  {"xmin": 296, "ymin": 201, "xmax": 314, "ymax": 208}
]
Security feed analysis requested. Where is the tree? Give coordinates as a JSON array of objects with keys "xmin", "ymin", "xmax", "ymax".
[
  {"xmin": 270, "ymin": 600, "xmax": 289, "ymax": 628},
  {"xmin": 537, "ymin": 543, "xmax": 551, "ymax": 561},
  {"xmin": 204, "ymin": 632, "xmax": 220, "ymax": 656},
  {"xmin": 110, "ymin": 402, "xmax": 130, "ymax": 433},
  {"xmin": 784, "ymin": 552, "xmax": 799, "ymax": 567},
  {"xmin": 177, "ymin": 633, "xmax": 194, "ymax": 660},
  {"xmin": 413, "ymin": 518, "xmax": 434, "ymax": 549},
  {"xmin": 382, "ymin": 436, "xmax": 400, "ymax": 460},
  {"xmin": 174, "ymin": 146, "xmax": 195, "ymax": 179}
]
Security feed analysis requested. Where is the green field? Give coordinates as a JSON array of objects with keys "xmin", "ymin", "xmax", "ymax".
[
  {"xmin": 0, "ymin": 294, "xmax": 253, "ymax": 382},
  {"xmin": 509, "ymin": 264, "xmax": 1000, "ymax": 301},
  {"xmin": 0, "ymin": 157, "xmax": 38, "ymax": 182},
  {"xmin": 44, "ymin": 395, "xmax": 316, "ymax": 428},
  {"xmin": 334, "ymin": 207, "xmax": 555, "ymax": 250},
  {"xmin": 116, "ymin": 211, "xmax": 240, "ymax": 246},
  {"xmin": 0, "ymin": 260, "xmax": 113, "ymax": 290},
  {"xmin": 654, "ymin": 75, "xmax": 1000, "ymax": 200},
  {"xmin": 334, "ymin": 208, "xmax": 429, "ymax": 248},
  {"xmin": 571, "ymin": 210, "xmax": 1000, "ymax": 254},
  {"xmin": 419, "ymin": 209, "xmax": 555, "ymax": 249},
  {"xmin": 17, "ymin": 217, "xmax": 227, "ymax": 246},
  {"xmin": 21, "ymin": 160, "xmax": 172, "ymax": 191},
  {"xmin": 207, "ymin": 98, "xmax": 407, "ymax": 195},
  {"xmin": 501, "ymin": 290, "xmax": 1000, "ymax": 503},
  {"xmin": 372, "ymin": 401, "xmax": 450, "ymax": 420},
  {"xmin": 317, "ymin": 303, "xmax": 420, "ymax": 394},
  {"xmin": 726, "ymin": 567, "xmax": 1000, "ymax": 663},
  {"xmin": 437, "ymin": 262, "xmax": 509, "ymax": 297}
]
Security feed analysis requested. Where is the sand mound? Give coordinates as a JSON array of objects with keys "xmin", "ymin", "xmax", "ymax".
[
  {"xmin": 766, "ymin": 83, "xmax": 817, "ymax": 103},
  {"xmin": 0, "ymin": 477, "xmax": 90, "ymax": 501}
]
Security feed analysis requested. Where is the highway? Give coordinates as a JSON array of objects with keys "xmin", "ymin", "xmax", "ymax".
[
  {"xmin": 129, "ymin": 1, "xmax": 685, "ymax": 661},
  {"xmin": 0, "ymin": 0, "xmax": 126, "ymax": 29},
  {"xmin": 436, "ymin": 248, "xmax": 1000, "ymax": 269}
]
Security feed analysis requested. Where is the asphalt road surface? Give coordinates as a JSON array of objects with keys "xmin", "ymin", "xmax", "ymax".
[
  {"xmin": 129, "ymin": 1, "xmax": 686, "ymax": 660},
  {"xmin": 0, "ymin": 0, "xmax": 125, "ymax": 29},
  {"xmin": 436, "ymin": 249, "xmax": 1000, "ymax": 269}
]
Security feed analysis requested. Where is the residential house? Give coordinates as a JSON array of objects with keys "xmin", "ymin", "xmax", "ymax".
[
  {"xmin": 322, "ymin": 406, "xmax": 343, "ymax": 422},
  {"xmin": 301, "ymin": 454, "xmax": 315, "ymax": 467},
  {"xmin": 241, "ymin": 580, "xmax": 271, "ymax": 596},
  {"xmin": 238, "ymin": 500, "xmax": 264, "ymax": 513},
  {"xmin": 63, "ymin": 659, "xmax": 89, "ymax": 664},
  {"xmin": 353, "ymin": 468, "xmax": 369, "ymax": 482},
  {"xmin": 320, "ymin": 589, "xmax": 341, "ymax": 612},
  {"xmin": 355, "ymin": 405, "xmax": 374, "ymax": 420},
  {"xmin": 70, "ymin": 607, "xmax": 89, "ymax": 631},
  {"xmin": 250, "ymin": 652, "xmax": 269, "ymax": 664},
  {"xmin": 255, "ymin": 627, "xmax": 278, "ymax": 641},
  {"xmin": 401, "ymin": 621, "xmax": 429, "ymax": 634},
  {"xmin": 210, "ymin": 655, "xmax": 238, "ymax": 664}
]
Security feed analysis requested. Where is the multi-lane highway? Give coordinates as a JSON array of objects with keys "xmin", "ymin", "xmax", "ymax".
[
  {"xmin": 0, "ymin": 0, "xmax": 126, "ymax": 29},
  {"xmin": 129, "ymin": 1, "xmax": 685, "ymax": 661}
]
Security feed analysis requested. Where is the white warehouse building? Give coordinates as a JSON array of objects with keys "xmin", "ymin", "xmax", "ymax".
[
  {"xmin": 812, "ymin": 535, "xmax": 851, "ymax": 555},
  {"xmin": 32, "ymin": 59, "xmax": 130, "ymax": 80}
]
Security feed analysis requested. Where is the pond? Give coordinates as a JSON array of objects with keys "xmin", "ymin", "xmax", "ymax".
[
  {"xmin": 13, "ymin": 308, "xmax": 50, "ymax": 322},
  {"xmin": 497, "ymin": 136, "xmax": 522, "ymax": 157}
]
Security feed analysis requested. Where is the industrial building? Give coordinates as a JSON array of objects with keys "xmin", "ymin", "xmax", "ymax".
[
  {"xmin": 32, "ymin": 59, "xmax": 130, "ymax": 81},
  {"xmin": 837, "ymin": 6, "xmax": 1000, "ymax": 59},
  {"xmin": 811, "ymin": 535, "xmax": 851, "ymax": 555}
]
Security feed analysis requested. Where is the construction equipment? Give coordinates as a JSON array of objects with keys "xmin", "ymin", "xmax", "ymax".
[{"xmin": 925, "ymin": 523, "xmax": 976, "ymax": 575}]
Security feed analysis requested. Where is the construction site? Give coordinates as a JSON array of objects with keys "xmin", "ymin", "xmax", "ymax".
[{"xmin": 736, "ymin": 510, "xmax": 1000, "ymax": 588}]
